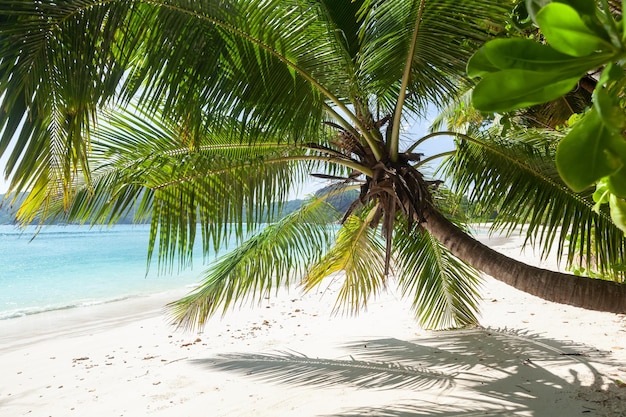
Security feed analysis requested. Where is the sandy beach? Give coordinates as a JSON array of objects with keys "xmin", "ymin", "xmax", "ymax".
[{"xmin": 1, "ymin": 232, "xmax": 625, "ymax": 416}]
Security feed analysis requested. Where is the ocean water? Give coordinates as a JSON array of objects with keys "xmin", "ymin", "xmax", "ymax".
[{"xmin": 0, "ymin": 224, "xmax": 221, "ymax": 320}]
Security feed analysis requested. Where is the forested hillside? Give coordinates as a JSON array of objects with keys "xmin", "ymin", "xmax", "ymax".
[
  {"xmin": 0, "ymin": 194, "xmax": 24, "ymax": 224},
  {"xmin": 0, "ymin": 188, "xmax": 355, "ymax": 225}
]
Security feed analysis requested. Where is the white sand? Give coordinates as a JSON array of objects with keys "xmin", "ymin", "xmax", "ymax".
[{"xmin": 1, "ymin": 233, "xmax": 625, "ymax": 416}]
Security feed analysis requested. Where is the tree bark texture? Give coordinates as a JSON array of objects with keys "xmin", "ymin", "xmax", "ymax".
[{"xmin": 422, "ymin": 209, "xmax": 626, "ymax": 314}]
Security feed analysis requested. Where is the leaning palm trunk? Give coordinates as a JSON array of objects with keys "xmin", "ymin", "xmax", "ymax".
[
  {"xmin": 338, "ymin": 143, "xmax": 626, "ymax": 315},
  {"xmin": 422, "ymin": 208, "xmax": 626, "ymax": 313}
]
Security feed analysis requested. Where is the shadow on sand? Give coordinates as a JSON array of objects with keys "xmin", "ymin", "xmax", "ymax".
[{"xmin": 192, "ymin": 328, "xmax": 622, "ymax": 416}]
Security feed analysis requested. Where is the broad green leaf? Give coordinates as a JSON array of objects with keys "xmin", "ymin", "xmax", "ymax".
[
  {"xmin": 466, "ymin": 46, "xmax": 500, "ymax": 78},
  {"xmin": 556, "ymin": 110, "xmax": 624, "ymax": 191},
  {"xmin": 559, "ymin": 0, "xmax": 598, "ymax": 16},
  {"xmin": 597, "ymin": 62, "xmax": 623, "ymax": 85},
  {"xmin": 608, "ymin": 167, "xmax": 626, "ymax": 197},
  {"xmin": 593, "ymin": 86, "xmax": 626, "ymax": 131},
  {"xmin": 609, "ymin": 194, "xmax": 626, "ymax": 233},
  {"xmin": 526, "ymin": 0, "xmax": 596, "ymax": 21},
  {"xmin": 592, "ymin": 187, "xmax": 610, "ymax": 213},
  {"xmin": 593, "ymin": 179, "xmax": 611, "ymax": 205},
  {"xmin": 472, "ymin": 69, "xmax": 580, "ymax": 112},
  {"xmin": 468, "ymin": 38, "xmax": 608, "ymax": 76},
  {"xmin": 536, "ymin": 3, "xmax": 614, "ymax": 57}
]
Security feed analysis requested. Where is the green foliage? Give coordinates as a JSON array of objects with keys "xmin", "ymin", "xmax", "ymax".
[
  {"xmin": 168, "ymin": 197, "xmax": 339, "ymax": 329},
  {"xmin": 442, "ymin": 128, "xmax": 626, "ymax": 281},
  {"xmin": 394, "ymin": 218, "xmax": 482, "ymax": 329},
  {"xmin": 555, "ymin": 109, "xmax": 625, "ymax": 191},
  {"xmin": 304, "ymin": 210, "xmax": 388, "ymax": 315},
  {"xmin": 469, "ymin": 0, "xmax": 626, "ymax": 233},
  {"xmin": 565, "ymin": 221, "xmax": 626, "ymax": 280},
  {"xmin": 535, "ymin": 2, "xmax": 614, "ymax": 56}
]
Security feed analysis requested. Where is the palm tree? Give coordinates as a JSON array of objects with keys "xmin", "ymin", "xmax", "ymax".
[{"xmin": 0, "ymin": 0, "xmax": 624, "ymax": 330}]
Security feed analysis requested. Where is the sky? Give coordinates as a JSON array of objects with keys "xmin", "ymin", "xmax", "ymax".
[{"xmin": 0, "ymin": 151, "xmax": 8, "ymax": 194}]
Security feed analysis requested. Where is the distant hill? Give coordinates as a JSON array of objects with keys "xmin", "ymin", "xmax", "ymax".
[
  {"xmin": 0, "ymin": 194, "xmax": 25, "ymax": 225},
  {"xmin": 315, "ymin": 187, "xmax": 359, "ymax": 213},
  {"xmin": 0, "ymin": 187, "xmax": 358, "ymax": 225},
  {"xmin": 0, "ymin": 193, "xmax": 141, "ymax": 225}
]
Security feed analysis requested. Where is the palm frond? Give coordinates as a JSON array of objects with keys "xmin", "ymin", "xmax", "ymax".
[
  {"xmin": 357, "ymin": 0, "xmax": 509, "ymax": 116},
  {"xmin": 120, "ymin": 0, "xmax": 366, "ymax": 141},
  {"xmin": 0, "ymin": 0, "xmax": 365, "ymax": 203},
  {"xmin": 316, "ymin": 1, "xmax": 363, "ymax": 62},
  {"xmin": 303, "ymin": 209, "xmax": 387, "ymax": 315},
  {"xmin": 42, "ymin": 104, "xmax": 342, "ymax": 270},
  {"xmin": 443, "ymin": 129, "xmax": 626, "ymax": 281},
  {"xmin": 168, "ymin": 197, "xmax": 340, "ymax": 330},
  {"xmin": 0, "ymin": 0, "xmax": 138, "ymax": 201},
  {"xmin": 428, "ymin": 89, "xmax": 486, "ymax": 134},
  {"xmin": 394, "ymin": 218, "xmax": 482, "ymax": 329}
]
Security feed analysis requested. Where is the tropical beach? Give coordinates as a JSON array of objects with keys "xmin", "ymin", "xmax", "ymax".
[
  {"xmin": 2, "ymin": 2, "xmax": 626, "ymax": 416},
  {"xmin": 1, "ymin": 232, "xmax": 624, "ymax": 417}
]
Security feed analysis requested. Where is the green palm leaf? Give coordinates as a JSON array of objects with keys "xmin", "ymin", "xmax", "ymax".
[
  {"xmin": 394, "ymin": 218, "xmax": 482, "ymax": 329},
  {"xmin": 357, "ymin": 0, "xmax": 509, "ymax": 115},
  {"xmin": 120, "ymin": 0, "xmax": 368, "ymax": 142},
  {"xmin": 443, "ymin": 129, "xmax": 626, "ymax": 281},
  {"xmin": 42, "ymin": 104, "xmax": 340, "ymax": 269},
  {"xmin": 0, "ymin": 1, "xmax": 138, "ymax": 202},
  {"xmin": 304, "ymin": 208, "xmax": 387, "ymax": 314},
  {"xmin": 168, "ymin": 197, "xmax": 339, "ymax": 330},
  {"xmin": 0, "ymin": 0, "xmax": 357, "ymax": 200}
]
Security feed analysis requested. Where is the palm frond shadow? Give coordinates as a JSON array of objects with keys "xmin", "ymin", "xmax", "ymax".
[
  {"xmin": 346, "ymin": 327, "xmax": 614, "ymax": 374},
  {"xmin": 314, "ymin": 402, "xmax": 510, "ymax": 417},
  {"xmin": 194, "ymin": 350, "xmax": 453, "ymax": 390},
  {"xmin": 192, "ymin": 328, "xmax": 619, "ymax": 416}
]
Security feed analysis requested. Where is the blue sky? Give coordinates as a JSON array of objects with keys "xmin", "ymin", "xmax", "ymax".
[{"xmin": 0, "ymin": 151, "xmax": 8, "ymax": 194}]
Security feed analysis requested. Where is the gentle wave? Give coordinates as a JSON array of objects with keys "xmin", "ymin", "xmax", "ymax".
[
  {"xmin": 0, "ymin": 225, "xmax": 151, "ymax": 238},
  {"xmin": 0, "ymin": 279, "xmax": 204, "ymax": 321},
  {"xmin": 0, "ymin": 295, "xmax": 141, "ymax": 320}
]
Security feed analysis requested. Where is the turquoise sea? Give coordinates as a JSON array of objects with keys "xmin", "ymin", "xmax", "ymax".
[{"xmin": 0, "ymin": 224, "xmax": 220, "ymax": 320}]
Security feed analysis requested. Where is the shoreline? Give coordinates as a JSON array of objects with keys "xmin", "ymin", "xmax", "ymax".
[
  {"xmin": 1, "ymin": 232, "xmax": 625, "ymax": 416},
  {"xmin": 0, "ymin": 223, "xmax": 209, "ymax": 321},
  {"xmin": 0, "ymin": 289, "xmax": 190, "ymax": 354},
  {"xmin": 0, "ymin": 290, "xmax": 183, "ymax": 322}
]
